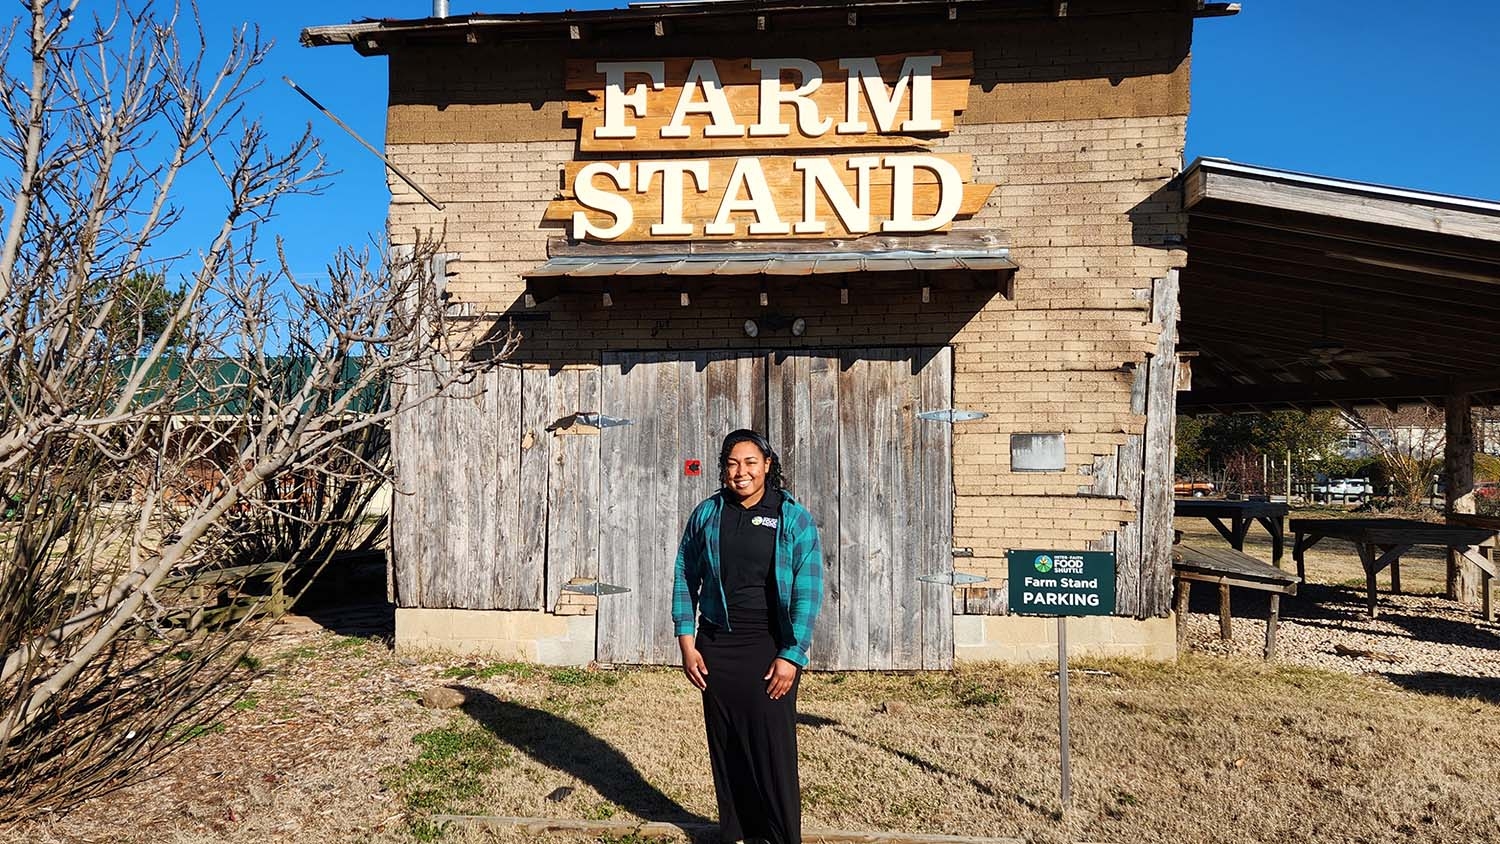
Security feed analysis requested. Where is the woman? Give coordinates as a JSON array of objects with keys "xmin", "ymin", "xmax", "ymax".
[{"xmin": 671, "ymin": 429, "xmax": 824, "ymax": 844}]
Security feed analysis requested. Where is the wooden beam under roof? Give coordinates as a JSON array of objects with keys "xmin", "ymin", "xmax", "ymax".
[
  {"xmin": 1176, "ymin": 319, "xmax": 1498, "ymax": 377},
  {"xmin": 1184, "ymin": 250, "xmax": 1500, "ymax": 315},
  {"xmin": 1178, "ymin": 292, "xmax": 1500, "ymax": 358},
  {"xmin": 1180, "ymin": 325, "xmax": 1500, "ymax": 380},
  {"xmin": 1178, "ymin": 283, "xmax": 1500, "ymax": 345},
  {"xmin": 1190, "ymin": 339, "xmax": 1292, "ymax": 385},
  {"xmin": 1179, "ymin": 376, "xmax": 1454, "ymax": 409},
  {"xmin": 1187, "ymin": 216, "xmax": 1500, "ymax": 284}
]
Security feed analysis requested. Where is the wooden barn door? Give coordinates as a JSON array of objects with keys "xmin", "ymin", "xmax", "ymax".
[
  {"xmin": 771, "ymin": 348, "xmax": 953, "ymax": 671},
  {"xmin": 596, "ymin": 347, "xmax": 951, "ymax": 670},
  {"xmin": 597, "ymin": 352, "xmax": 766, "ymax": 665}
]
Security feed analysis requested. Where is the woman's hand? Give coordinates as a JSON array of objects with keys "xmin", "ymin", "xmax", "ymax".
[
  {"xmin": 679, "ymin": 635, "xmax": 708, "ymax": 690},
  {"xmin": 763, "ymin": 658, "xmax": 798, "ymax": 699}
]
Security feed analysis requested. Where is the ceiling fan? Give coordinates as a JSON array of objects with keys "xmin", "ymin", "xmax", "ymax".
[{"xmin": 1286, "ymin": 310, "xmax": 1411, "ymax": 368}]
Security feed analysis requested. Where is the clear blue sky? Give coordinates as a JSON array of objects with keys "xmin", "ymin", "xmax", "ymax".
[{"xmin": 166, "ymin": 0, "xmax": 1500, "ymax": 279}]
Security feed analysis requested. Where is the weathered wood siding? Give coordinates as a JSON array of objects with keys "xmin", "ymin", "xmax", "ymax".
[
  {"xmin": 594, "ymin": 347, "xmax": 952, "ymax": 670},
  {"xmin": 597, "ymin": 352, "xmax": 767, "ymax": 666},
  {"xmin": 392, "ymin": 362, "xmax": 597, "ymax": 611}
]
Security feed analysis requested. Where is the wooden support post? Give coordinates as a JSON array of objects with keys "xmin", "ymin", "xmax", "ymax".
[
  {"xmin": 1445, "ymin": 391, "xmax": 1480, "ymax": 604},
  {"xmin": 1390, "ymin": 556, "xmax": 1401, "ymax": 594},
  {"xmin": 1293, "ymin": 531, "xmax": 1307, "ymax": 582},
  {"xmin": 1359, "ymin": 543, "xmax": 1379, "ymax": 618},
  {"xmin": 1175, "ymin": 579, "xmax": 1192, "ymax": 652},
  {"xmin": 1218, "ymin": 584, "xmax": 1232, "ymax": 640},
  {"xmin": 1264, "ymin": 593, "xmax": 1280, "ymax": 660}
]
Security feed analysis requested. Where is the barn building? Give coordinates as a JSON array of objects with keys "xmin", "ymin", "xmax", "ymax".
[{"xmin": 301, "ymin": 0, "xmax": 1244, "ymax": 667}]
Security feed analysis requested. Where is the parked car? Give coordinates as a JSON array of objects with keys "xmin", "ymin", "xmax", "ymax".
[
  {"xmin": 1174, "ymin": 481, "xmax": 1215, "ymax": 497},
  {"xmin": 1312, "ymin": 476, "xmax": 1373, "ymax": 502}
]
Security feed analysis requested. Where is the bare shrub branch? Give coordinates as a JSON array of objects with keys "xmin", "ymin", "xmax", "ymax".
[{"xmin": 0, "ymin": 1, "xmax": 515, "ymax": 817}]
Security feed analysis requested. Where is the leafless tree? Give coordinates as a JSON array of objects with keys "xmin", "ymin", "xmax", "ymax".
[
  {"xmin": 0, "ymin": 1, "xmax": 512, "ymax": 816},
  {"xmin": 1343, "ymin": 406, "xmax": 1445, "ymax": 510}
]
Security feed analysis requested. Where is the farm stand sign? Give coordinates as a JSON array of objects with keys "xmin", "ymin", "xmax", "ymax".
[
  {"xmin": 546, "ymin": 52, "xmax": 997, "ymax": 241},
  {"xmin": 1006, "ymin": 550, "xmax": 1117, "ymax": 616}
]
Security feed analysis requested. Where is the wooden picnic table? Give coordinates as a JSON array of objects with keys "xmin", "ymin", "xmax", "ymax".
[
  {"xmin": 1289, "ymin": 518, "xmax": 1497, "ymax": 619},
  {"xmin": 1175, "ymin": 498, "xmax": 1289, "ymax": 566},
  {"xmin": 1174, "ymin": 543, "xmax": 1299, "ymax": 659}
]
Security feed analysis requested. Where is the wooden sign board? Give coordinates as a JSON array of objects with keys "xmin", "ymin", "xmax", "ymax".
[
  {"xmin": 565, "ymin": 51, "xmax": 972, "ymax": 153},
  {"xmin": 544, "ymin": 153, "xmax": 995, "ymax": 241},
  {"xmin": 549, "ymin": 50, "xmax": 995, "ymax": 243}
]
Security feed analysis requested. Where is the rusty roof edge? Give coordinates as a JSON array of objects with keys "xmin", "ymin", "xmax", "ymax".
[
  {"xmin": 537, "ymin": 247, "xmax": 1011, "ymax": 261},
  {"xmin": 526, "ymin": 248, "xmax": 1016, "ymax": 280},
  {"xmin": 546, "ymin": 230, "xmax": 1009, "ymax": 257},
  {"xmin": 301, "ymin": 0, "xmax": 1210, "ymax": 49}
]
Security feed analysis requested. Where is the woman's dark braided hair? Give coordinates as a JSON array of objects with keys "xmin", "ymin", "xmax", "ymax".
[{"xmin": 718, "ymin": 428, "xmax": 786, "ymax": 492}]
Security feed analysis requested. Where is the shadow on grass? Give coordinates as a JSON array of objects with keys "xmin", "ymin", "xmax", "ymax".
[
  {"xmin": 795, "ymin": 710, "xmax": 1052, "ymax": 818},
  {"xmin": 455, "ymin": 686, "xmax": 717, "ymax": 838},
  {"xmin": 1381, "ymin": 672, "xmax": 1500, "ymax": 704}
]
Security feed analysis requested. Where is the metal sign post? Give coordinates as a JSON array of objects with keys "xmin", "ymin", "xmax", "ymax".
[
  {"xmin": 1005, "ymin": 549, "xmax": 1116, "ymax": 811},
  {"xmin": 1057, "ymin": 614, "xmax": 1071, "ymax": 806}
]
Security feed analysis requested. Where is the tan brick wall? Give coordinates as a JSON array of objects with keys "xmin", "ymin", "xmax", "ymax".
[{"xmin": 382, "ymin": 13, "xmax": 1190, "ymax": 591}]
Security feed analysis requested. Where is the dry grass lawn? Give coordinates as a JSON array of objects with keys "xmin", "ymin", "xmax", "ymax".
[
  {"xmin": 10, "ymin": 505, "xmax": 1498, "ymax": 844},
  {"xmin": 11, "ymin": 620, "xmax": 1500, "ymax": 844}
]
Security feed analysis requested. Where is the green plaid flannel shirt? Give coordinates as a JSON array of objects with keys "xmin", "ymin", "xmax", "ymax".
[{"xmin": 671, "ymin": 488, "xmax": 825, "ymax": 667}]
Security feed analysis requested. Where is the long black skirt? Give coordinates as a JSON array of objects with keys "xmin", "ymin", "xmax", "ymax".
[{"xmin": 696, "ymin": 617, "xmax": 801, "ymax": 844}]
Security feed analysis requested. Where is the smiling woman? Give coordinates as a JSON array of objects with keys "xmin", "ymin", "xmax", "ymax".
[{"xmin": 673, "ymin": 429, "xmax": 824, "ymax": 844}]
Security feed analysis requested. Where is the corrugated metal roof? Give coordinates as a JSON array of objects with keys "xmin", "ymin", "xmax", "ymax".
[{"xmin": 524, "ymin": 247, "xmax": 1016, "ymax": 278}]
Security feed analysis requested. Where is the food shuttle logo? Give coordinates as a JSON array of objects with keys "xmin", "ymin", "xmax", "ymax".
[
  {"xmin": 1033, "ymin": 554, "xmax": 1053, "ymax": 574},
  {"xmin": 544, "ymin": 52, "xmax": 997, "ymax": 242}
]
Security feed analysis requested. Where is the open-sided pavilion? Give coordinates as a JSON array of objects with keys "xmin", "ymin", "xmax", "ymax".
[{"xmin": 1175, "ymin": 159, "xmax": 1500, "ymax": 605}]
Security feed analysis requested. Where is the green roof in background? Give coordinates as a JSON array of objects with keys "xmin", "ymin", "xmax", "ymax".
[{"xmin": 127, "ymin": 356, "xmax": 385, "ymax": 416}]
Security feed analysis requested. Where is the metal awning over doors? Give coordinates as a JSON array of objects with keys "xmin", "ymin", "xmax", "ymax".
[
  {"xmin": 1176, "ymin": 159, "xmax": 1500, "ymax": 414},
  {"xmin": 523, "ymin": 232, "xmax": 1018, "ymax": 303}
]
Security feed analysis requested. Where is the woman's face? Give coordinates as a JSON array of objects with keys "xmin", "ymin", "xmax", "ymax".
[{"xmin": 724, "ymin": 440, "xmax": 770, "ymax": 503}]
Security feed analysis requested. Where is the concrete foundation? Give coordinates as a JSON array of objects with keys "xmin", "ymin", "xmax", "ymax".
[
  {"xmin": 396, "ymin": 608, "xmax": 1177, "ymax": 667},
  {"xmin": 953, "ymin": 614, "xmax": 1177, "ymax": 663},
  {"xmin": 395, "ymin": 608, "xmax": 595, "ymax": 666}
]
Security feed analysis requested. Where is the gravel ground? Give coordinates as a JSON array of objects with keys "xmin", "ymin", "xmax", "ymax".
[{"xmin": 1182, "ymin": 582, "xmax": 1500, "ymax": 683}]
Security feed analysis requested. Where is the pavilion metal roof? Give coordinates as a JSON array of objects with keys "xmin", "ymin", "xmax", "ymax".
[{"xmin": 1176, "ymin": 158, "xmax": 1500, "ymax": 414}]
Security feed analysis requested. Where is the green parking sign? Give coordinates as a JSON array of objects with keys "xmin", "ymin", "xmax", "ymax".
[{"xmin": 1006, "ymin": 550, "xmax": 1116, "ymax": 616}]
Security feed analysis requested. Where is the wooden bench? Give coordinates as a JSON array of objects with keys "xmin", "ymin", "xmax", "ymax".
[
  {"xmin": 1173, "ymin": 544, "xmax": 1299, "ymax": 659},
  {"xmin": 157, "ymin": 561, "xmax": 291, "ymax": 631},
  {"xmin": 1444, "ymin": 513, "xmax": 1499, "ymax": 622}
]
